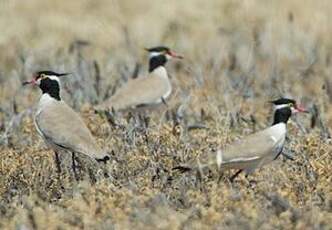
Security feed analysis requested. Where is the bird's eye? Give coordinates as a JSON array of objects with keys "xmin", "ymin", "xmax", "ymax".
[{"xmin": 289, "ymin": 103, "xmax": 294, "ymax": 107}]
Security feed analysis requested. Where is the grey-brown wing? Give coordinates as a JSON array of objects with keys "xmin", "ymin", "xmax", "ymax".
[
  {"xmin": 175, "ymin": 129, "xmax": 280, "ymax": 172},
  {"xmin": 35, "ymin": 102, "xmax": 103, "ymax": 159},
  {"xmin": 221, "ymin": 129, "xmax": 278, "ymax": 162},
  {"xmin": 101, "ymin": 76, "xmax": 171, "ymax": 110}
]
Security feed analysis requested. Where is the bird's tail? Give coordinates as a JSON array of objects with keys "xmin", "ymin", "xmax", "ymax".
[
  {"xmin": 172, "ymin": 151, "xmax": 220, "ymax": 173},
  {"xmin": 172, "ymin": 165, "xmax": 193, "ymax": 173}
]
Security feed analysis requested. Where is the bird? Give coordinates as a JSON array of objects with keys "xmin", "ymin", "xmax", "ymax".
[
  {"xmin": 173, "ymin": 98, "xmax": 308, "ymax": 181},
  {"xmin": 95, "ymin": 46, "xmax": 183, "ymax": 112},
  {"xmin": 23, "ymin": 71, "xmax": 110, "ymax": 179}
]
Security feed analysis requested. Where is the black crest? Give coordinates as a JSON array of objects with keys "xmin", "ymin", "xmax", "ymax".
[
  {"xmin": 270, "ymin": 98, "xmax": 296, "ymax": 105},
  {"xmin": 145, "ymin": 46, "xmax": 170, "ymax": 53}
]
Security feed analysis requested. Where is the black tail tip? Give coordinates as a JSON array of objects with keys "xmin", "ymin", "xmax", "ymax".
[
  {"xmin": 172, "ymin": 165, "xmax": 192, "ymax": 173},
  {"xmin": 96, "ymin": 155, "xmax": 110, "ymax": 163}
]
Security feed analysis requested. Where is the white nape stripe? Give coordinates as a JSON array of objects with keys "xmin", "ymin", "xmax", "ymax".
[
  {"xmin": 216, "ymin": 150, "xmax": 223, "ymax": 167},
  {"xmin": 149, "ymin": 52, "xmax": 161, "ymax": 58},
  {"xmin": 274, "ymin": 104, "xmax": 289, "ymax": 110},
  {"xmin": 227, "ymin": 156, "xmax": 260, "ymax": 163}
]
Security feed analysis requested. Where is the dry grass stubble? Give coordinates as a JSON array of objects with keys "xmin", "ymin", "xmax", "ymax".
[{"xmin": 0, "ymin": 0, "xmax": 331, "ymax": 229}]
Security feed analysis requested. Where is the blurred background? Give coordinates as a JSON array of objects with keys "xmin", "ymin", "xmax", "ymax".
[
  {"xmin": 0, "ymin": 0, "xmax": 331, "ymax": 229},
  {"xmin": 0, "ymin": 0, "xmax": 331, "ymax": 122}
]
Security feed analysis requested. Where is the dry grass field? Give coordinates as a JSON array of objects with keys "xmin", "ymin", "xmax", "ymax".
[{"xmin": 0, "ymin": 0, "xmax": 331, "ymax": 229}]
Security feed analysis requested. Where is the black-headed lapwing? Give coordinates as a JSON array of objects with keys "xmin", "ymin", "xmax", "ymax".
[
  {"xmin": 95, "ymin": 46, "xmax": 183, "ymax": 111},
  {"xmin": 174, "ymin": 98, "xmax": 308, "ymax": 181},
  {"xmin": 23, "ymin": 71, "xmax": 110, "ymax": 176}
]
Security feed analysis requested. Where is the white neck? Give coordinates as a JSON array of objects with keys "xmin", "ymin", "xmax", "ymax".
[
  {"xmin": 272, "ymin": 122, "xmax": 286, "ymax": 128},
  {"xmin": 151, "ymin": 66, "xmax": 168, "ymax": 79},
  {"xmin": 38, "ymin": 93, "xmax": 58, "ymax": 108},
  {"xmin": 270, "ymin": 122, "xmax": 287, "ymax": 135}
]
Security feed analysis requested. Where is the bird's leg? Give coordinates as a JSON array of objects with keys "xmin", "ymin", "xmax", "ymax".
[
  {"xmin": 72, "ymin": 152, "xmax": 79, "ymax": 181},
  {"xmin": 54, "ymin": 151, "xmax": 62, "ymax": 176},
  {"xmin": 104, "ymin": 110, "xmax": 117, "ymax": 128},
  {"xmin": 141, "ymin": 112, "xmax": 150, "ymax": 144},
  {"xmin": 195, "ymin": 169, "xmax": 203, "ymax": 188},
  {"xmin": 217, "ymin": 172, "xmax": 225, "ymax": 184},
  {"xmin": 161, "ymin": 97, "xmax": 168, "ymax": 107},
  {"xmin": 230, "ymin": 169, "xmax": 243, "ymax": 182}
]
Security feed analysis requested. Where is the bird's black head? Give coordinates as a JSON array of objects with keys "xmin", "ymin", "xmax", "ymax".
[
  {"xmin": 270, "ymin": 97, "xmax": 307, "ymax": 124},
  {"xmin": 270, "ymin": 98, "xmax": 296, "ymax": 106},
  {"xmin": 145, "ymin": 46, "xmax": 171, "ymax": 53},
  {"xmin": 145, "ymin": 46, "xmax": 183, "ymax": 72},
  {"xmin": 35, "ymin": 71, "xmax": 70, "ymax": 79},
  {"xmin": 23, "ymin": 71, "xmax": 71, "ymax": 101}
]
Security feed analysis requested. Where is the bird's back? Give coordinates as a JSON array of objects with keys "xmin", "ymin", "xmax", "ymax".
[
  {"xmin": 182, "ymin": 123, "xmax": 286, "ymax": 173},
  {"xmin": 222, "ymin": 124, "xmax": 286, "ymax": 163},
  {"xmin": 97, "ymin": 68, "xmax": 171, "ymax": 111},
  {"xmin": 35, "ymin": 97, "xmax": 106, "ymax": 159}
]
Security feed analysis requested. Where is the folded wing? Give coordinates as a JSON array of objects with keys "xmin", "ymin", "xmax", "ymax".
[
  {"xmin": 97, "ymin": 75, "xmax": 171, "ymax": 111},
  {"xmin": 35, "ymin": 101, "xmax": 106, "ymax": 160}
]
